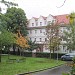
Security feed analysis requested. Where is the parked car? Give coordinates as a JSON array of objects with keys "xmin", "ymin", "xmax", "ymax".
[{"xmin": 61, "ymin": 53, "xmax": 75, "ymax": 61}]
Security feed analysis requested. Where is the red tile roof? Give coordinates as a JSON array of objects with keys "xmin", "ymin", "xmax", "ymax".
[
  {"xmin": 54, "ymin": 14, "xmax": 70, "ymax": 25},
  {"xmin": 29, "ymin": 14, "xmax": 70, "ymax": 25}
]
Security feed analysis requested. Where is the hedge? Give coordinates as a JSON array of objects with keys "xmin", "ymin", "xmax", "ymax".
[{"xmin": 2, "ymin": 51, "xmax": 65, "ymax": 59}]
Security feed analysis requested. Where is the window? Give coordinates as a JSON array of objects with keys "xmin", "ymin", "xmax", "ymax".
[
  {"xmin": 32, "ymin": 23, "xmax": 34, "ymax": 26},
  {"xmin": 35, "ymin": 38, "xmax": 36, "ymax": 41},
  {"xmin": 35, "ymin": 30, "xmax": 37, "ymax": 33},
  {"xmin": 40, "ymin": 22, "xmax": 42, "ymax": 26},
  {"xmin": 36, "ymin": 21, "xmax": 38, "ymax": 26},
  {"xmin": 40, "ymin": 29, "xmax": 42, "ymax": 33},
  {"xmin": 45, "ymin": 38, "xmax": 47, "ymax": 41},
  {"xmin": 40, "ymin": 38, "xmax": 42, "ymax": 42},
  {"xmin": 63, "ymin": 45, "xmax": 66, "ymax": 50},
  {"xmin": 45, "ymin": 20, "xmax": 46, "ymax": 24}
]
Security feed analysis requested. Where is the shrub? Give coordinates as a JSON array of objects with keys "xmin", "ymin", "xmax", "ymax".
[
  {"xmin": 62, "ymin": 73, "xmax": 69, "ymax": 75},
  {"xmin": 72, "ymin": 57, "xmax": 75, "ymax": 63}
]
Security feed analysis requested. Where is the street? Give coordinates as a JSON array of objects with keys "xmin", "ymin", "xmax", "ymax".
[{"xmin": 32, "ymin": 62, "xmax": 71, "ymax": 75}]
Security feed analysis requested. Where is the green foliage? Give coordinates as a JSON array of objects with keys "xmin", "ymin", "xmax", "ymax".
[
  {"xmin": 0, "ymin": 14, "xmax": 8, "ymax": 30},
  {"xmin": 0, "ymin": 29, "xmax": 16, "ymax": 48},
  {"xmin": 70, "ymin": 66, "xmax": 75, "ymax": 75},
  {"xmin": 0, "ymin": 0, "xmax": 18, "ymax": 8},
  {"xmin": 0, "ymin": 7, "xmax": 28, "ymax": 36},
  {"xmin": 27, "ymin": 40, "xmax": 38, "ymax": 51},
  {"xmin": 0, "ymin": 55, "xmax": 64, "ymax": 75},
  {"xmin": 64, "ymin": 12, "xmax": 75, "ymax": 51},
  {"xmin": 4, "ymin": 7, "xmax": 28, "ymax": 36},
  {"xmin": 62, "ymin": 73, "xmax": 69, "ymax": 75},
  {"xmin": 72, "ymin": 57, "xmax": 75, "ymax": 63},
  {"xmin": 46, "ymin": 24, "xmax": 60, "ymax": 53}
]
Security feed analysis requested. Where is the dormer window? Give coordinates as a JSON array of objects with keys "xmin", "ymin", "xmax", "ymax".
[
  {"xmin": 32, "ymin": 23, "xmax": 34, "ymax": 26},
  {"xmin": 40, "ymin": 22, "xmax": 42, "ymax": 26}
]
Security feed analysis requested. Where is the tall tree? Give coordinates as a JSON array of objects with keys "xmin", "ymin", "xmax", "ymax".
[
  {"xmin": 0, "ymin": 26, "xmax": 16, "ymax": 62},
  {"xmin": 2, "ymin": 7, "xmax": 28, "ymax": 53},
  {"xmin": 15, "ymin": 30, "xmax": 29, "ymax": 56},
  {"xmin": 64, "ymin": 12, "xmax": 75, "ymax": 52},
  {"xmin": 26, "ymin": 40, "xmax": 38, "ymax": 57},
  {"xmin": 27, "ymin": 40, "xmax": 38, "ymax": 52},
  {"xmin": 5, "ymin": 7, "xmax": 28, "ymax": 36},
  {"xmin": 46, "ymin": 22, "xmax": 60, "ymax": 58},
  {"xmin": 0, "ymin": 0, "xmax": 18, "ymax": 8},
  {"xmin": 0, "ymin": 0, "xmax": 18, "ymax": 13}
]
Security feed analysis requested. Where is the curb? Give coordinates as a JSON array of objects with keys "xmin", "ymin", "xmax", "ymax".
[{"xmin": 16, "ymin": 63, "xmax": 65, "ymax": 75}]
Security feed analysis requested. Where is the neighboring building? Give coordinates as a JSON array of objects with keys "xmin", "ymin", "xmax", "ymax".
[{"xmin": 27, "ymin": 14, "xmax": 70, "ymax": 53}]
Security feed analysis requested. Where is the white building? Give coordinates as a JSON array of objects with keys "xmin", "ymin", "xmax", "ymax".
[{"xmin": 27, "ymin": 14, "xmax": 70, "ymax": 53}]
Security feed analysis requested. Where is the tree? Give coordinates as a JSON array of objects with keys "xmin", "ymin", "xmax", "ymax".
[
  {"xmin": 64, "ymin": 12, "xmax": 75, "ymax": 52},
  {"xmin": 0, "ymin": 13, "xmax": 8, "ymax": 30},
  {"xmin": 0, "ymin": 0, "xmax": 18, "ymax": 11},
  {"xmin": 0, "ymin": 0, "xmax": 18, "ymax": 14},
  {"xmin": 27, "ymin": 40, "xmax": 38, "ymax": 52},
  {"xmin": 56, "ymin": 0, "xmax": 66, "ymax": 8},
  {"xmin": 5, "ymin": 7, "xmax": 28, "ymax": 35},
  {"xmin": 26, "ymin": 40, "xmax": 38, "ymax": 57},
  {"xmin": 15, "ymin": 30, "xmax": 29, "ymax": 56},
  {"xmin": 0, "ymin": 26, "xmax": 16, "ymax": 62},
  {"xmin": 0, "ymin": 0, "xmax": 18, "ymax": 7},
  {"xmin": 46, "ymin": 22, "xmax": 60, "ymax": 58},
  {"xmin": 2, "ymin": 7, "xmax": 28, "ymax": 54}
]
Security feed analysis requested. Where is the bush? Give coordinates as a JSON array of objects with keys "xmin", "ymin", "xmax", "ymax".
[
  {"xmin": 72, "ymin": 57, "xmax": 75, "ymax": 63},
  {"xmin": 36, "ymin": 52, "xmax": 65, "ymax": 59},
  {"xmin": 2, "ymin": 51, "xmax": 65, "ymax": 59},
  {"xmin": 62, "ymin": 73, "xmax": 70, "ymax": 75}
]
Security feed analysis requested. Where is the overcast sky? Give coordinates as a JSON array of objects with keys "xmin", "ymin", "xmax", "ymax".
[{"xmin": 0, "ymin": 0, "xmax": 75, "ymax": 19}]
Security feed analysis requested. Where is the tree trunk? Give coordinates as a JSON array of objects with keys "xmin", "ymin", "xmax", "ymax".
[
  {"xmin": 13, "ymin": 44, "xmax": 16, "ymax": 55},
  {"xmin": 50, "ymin": 49, "xmax": 51, "ymax": 59},
  {"xmin": 0, "ymin": 50, "xmax": 2, "ymax": 62},
  {"xmin": 18, "ymin": 48, "xmax": 20, "ymax": 55}
]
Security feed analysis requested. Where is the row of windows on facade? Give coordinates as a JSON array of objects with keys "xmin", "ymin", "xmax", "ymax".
[
  {"xmin": 29, "ymin": 29, "xmax": 43, "ymax": 34},
  {"xmin": 29, "ymin": 37, "xmax": 66, "ymax": 42},
  {"xmin": 30, "ymin": 38, "xmax": 47, "ymax": 42},
  {"xmin": 31, "ymin": 21, "xmax": 53, "ymax": 26},
  {"xmin": 29, "ymin": 28, "xmax": 67, "ymax": 34}
]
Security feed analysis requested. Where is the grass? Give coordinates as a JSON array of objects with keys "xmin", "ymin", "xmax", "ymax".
[{"xmin": 0, "ymin": 55, "xmax": 65, "ymax": 75}]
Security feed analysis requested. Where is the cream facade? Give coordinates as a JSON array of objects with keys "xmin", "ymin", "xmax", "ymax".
[{"xmin": 27, "ymin": 14, "xmax": 70, "ymax": 53}]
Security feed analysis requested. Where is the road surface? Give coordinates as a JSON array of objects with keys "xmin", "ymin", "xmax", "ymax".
[{"xmin": 32, "ymin": 63, "xmax": 71, "ymax": 75}]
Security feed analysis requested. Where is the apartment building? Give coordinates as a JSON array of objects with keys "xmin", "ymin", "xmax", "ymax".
[{"xmin": 27, "ymin": 14, "xmax": 70, "ymax": 53}]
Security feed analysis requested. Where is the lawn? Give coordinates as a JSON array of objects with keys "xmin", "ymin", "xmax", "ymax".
[{"xmin": 0, "ymin": 55, "xmax": 65, "ymax": 75}]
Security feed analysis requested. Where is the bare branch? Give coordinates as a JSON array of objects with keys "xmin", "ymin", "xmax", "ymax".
[{"xmin": 56, "ymin": 0, "xmax": 66, "ymax": 8}]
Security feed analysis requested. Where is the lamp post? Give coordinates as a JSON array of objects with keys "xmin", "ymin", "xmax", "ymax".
[{"xmin": 57, "ymin": 36, "xmax": 61, "ymax": 63}]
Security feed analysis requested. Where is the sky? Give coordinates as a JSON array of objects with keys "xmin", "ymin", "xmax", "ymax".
[{"xmin": 0, "ymin": 0, "xmax": 75, "ymax": 19}]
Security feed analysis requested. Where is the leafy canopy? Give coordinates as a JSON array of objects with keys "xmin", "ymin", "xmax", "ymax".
[
  {"xmin": 0, "ymin": 26, "xmax": 16, "ymax": 48},
  {"xmin": 1, "ymin": 7, "xmax": 28, "ymax": 36}
]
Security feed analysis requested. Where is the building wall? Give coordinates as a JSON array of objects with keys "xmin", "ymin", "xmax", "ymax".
[{"xmin": 27, "ymin": 14, "xmax": 69, "ymax": 53}]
